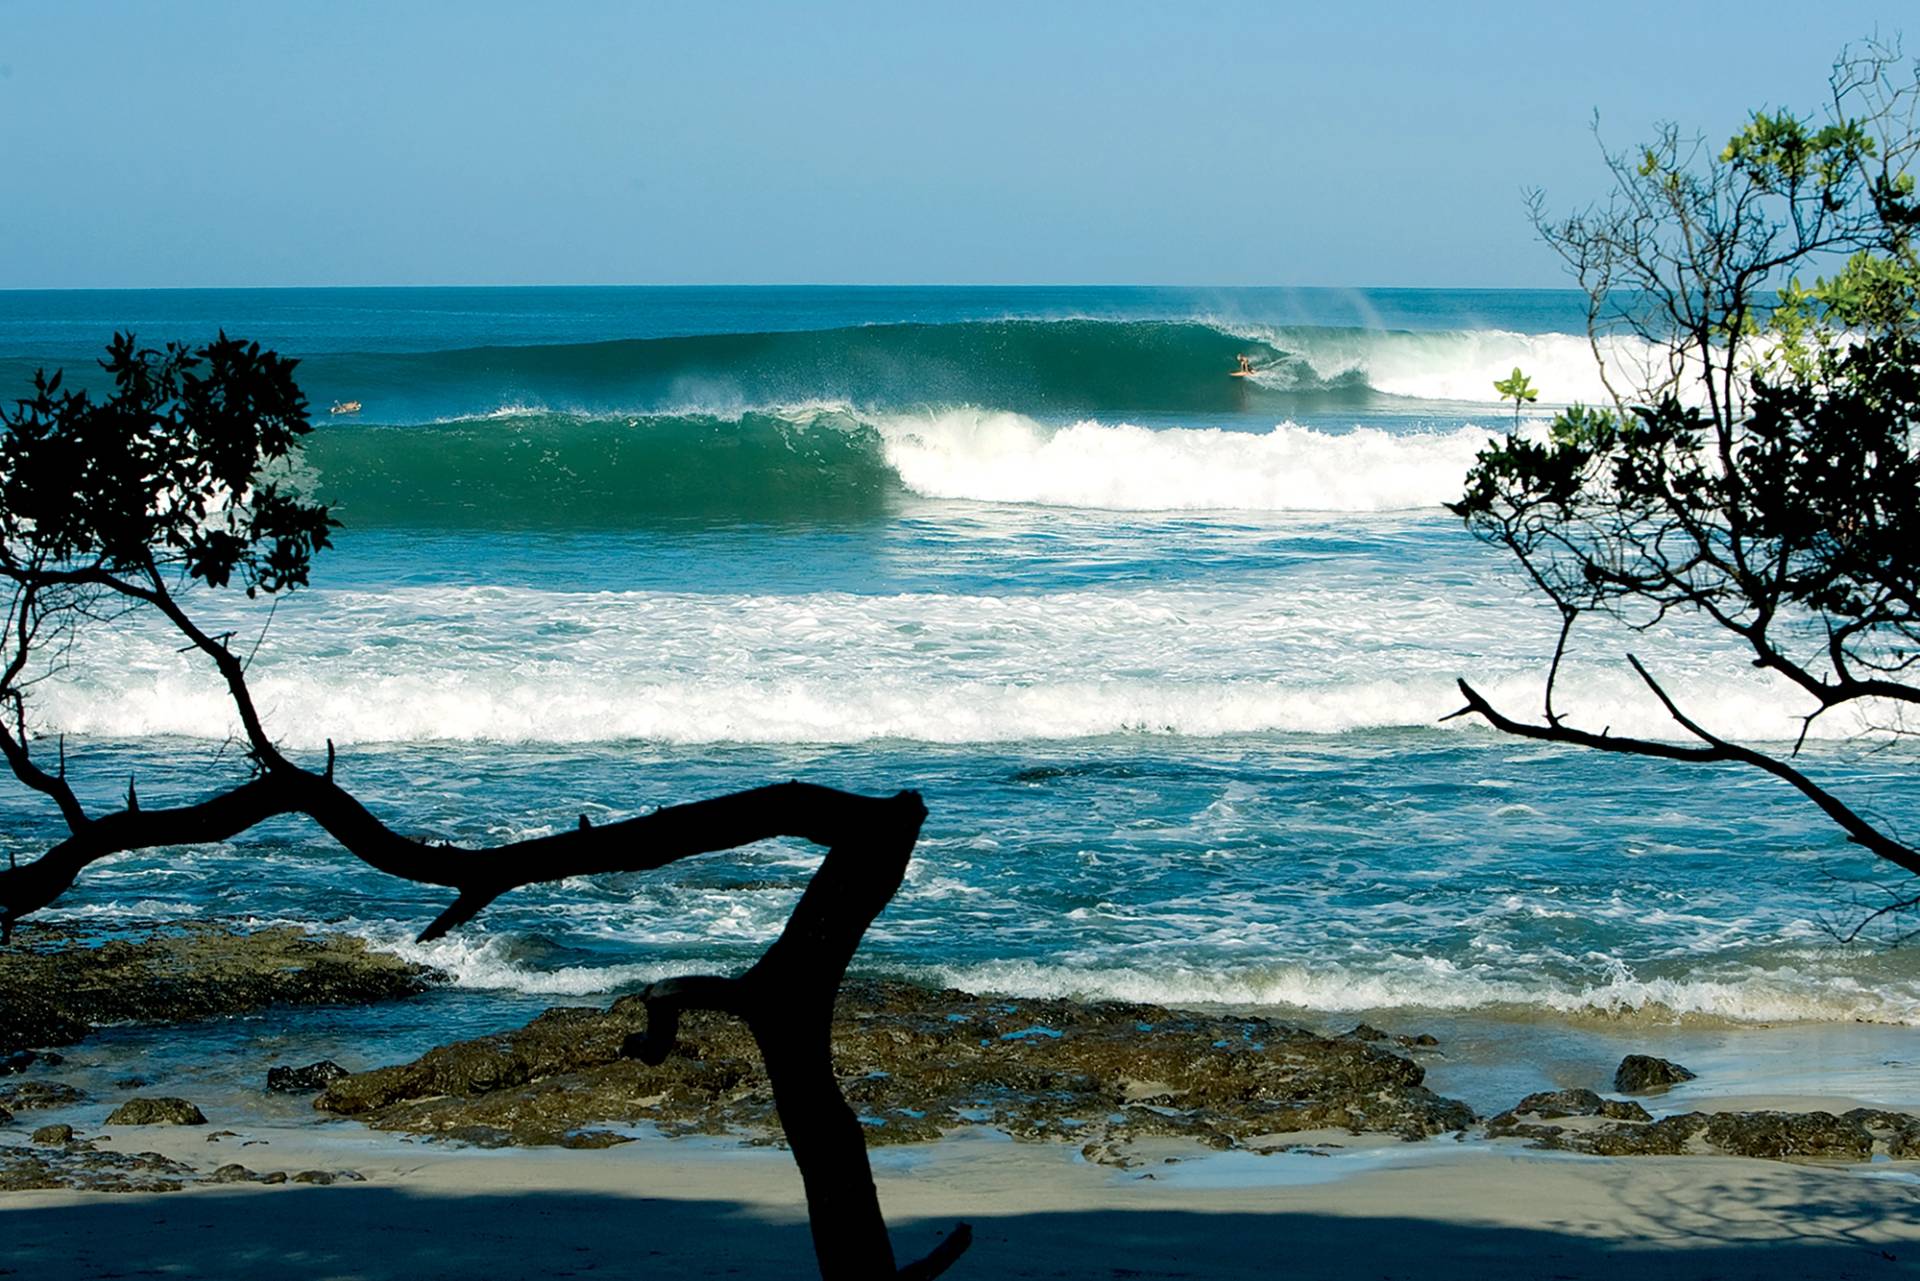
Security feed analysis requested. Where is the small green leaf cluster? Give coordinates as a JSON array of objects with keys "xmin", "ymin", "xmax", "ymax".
[{"xmin": 1719, "ymin": 110, "xmax": 1874, "ymax": 194}]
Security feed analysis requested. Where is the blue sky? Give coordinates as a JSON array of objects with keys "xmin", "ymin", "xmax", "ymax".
[{"xmin": 0, "ymin": 1, "xmax": 1907, "ymax": 288}]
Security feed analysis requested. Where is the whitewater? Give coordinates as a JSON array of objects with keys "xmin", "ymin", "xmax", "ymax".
[{"xmin": 2, "ymin": 286, "xmax": 1916, "ymax": 1087}]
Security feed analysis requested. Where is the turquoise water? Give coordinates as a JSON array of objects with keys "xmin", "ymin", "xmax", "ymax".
[{"xmin": 2, "ymin": 287, "xmax": 1916, "ymax": 1103}]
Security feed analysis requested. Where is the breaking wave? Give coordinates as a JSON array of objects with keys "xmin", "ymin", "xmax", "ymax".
[{"xmin": 298, "ymin": 407, "xmax": 1504, "ymax": 525}]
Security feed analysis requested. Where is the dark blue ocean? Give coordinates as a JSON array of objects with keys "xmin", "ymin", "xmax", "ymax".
[{"xmin": 3, "ymin": 287, "xmax": 1915, "ymax": 1113}]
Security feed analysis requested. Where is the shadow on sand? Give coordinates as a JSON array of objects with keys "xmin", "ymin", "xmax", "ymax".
[{"xmin": 4, "ymin": 1176, "xmax": 1917, "ymax": 1280}]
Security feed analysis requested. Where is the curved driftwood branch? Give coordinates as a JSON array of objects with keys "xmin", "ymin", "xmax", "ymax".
[{"xmin": 0, "ymin": 761, "xmax": 971, "ymax": 1278}]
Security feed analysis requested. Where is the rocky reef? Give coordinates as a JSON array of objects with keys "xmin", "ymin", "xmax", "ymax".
[
  {"xmin": 307, "ymin": 982, "xmax": 1920, "ymax": 1170},
  {"xmin": 317, "ymin": 978, "xmax": 1475, "ymax": 1162},
  {"xmin": 0, "ymin": 923, "xmax": 442, "ymax": 1054},
  {"xmin": 1491, "ymin": 1104, "xmax": 1919, "ymax": 1161},
  {"xmin": 0, "ymin": 1122, "xmax": 366, "ymax": 1194}
]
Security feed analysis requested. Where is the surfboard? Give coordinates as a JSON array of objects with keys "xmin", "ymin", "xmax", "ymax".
[{"xmin": 1229, "ymin": 370, "xmax": 1256, "ymax": 378}]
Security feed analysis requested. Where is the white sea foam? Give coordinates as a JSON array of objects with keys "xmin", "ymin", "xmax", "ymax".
[
  {"xmin": 341, "ymin": 923, "xmax": 685, "ymax": 996},
  {"xmin": 872, "ymin": 412, "xmax": 1501, "ymax": 511},
  {"xmin": 1231, "ymin": 325, "xmax": 1666, "ymax": 406},
  {"xmin": 297, "ymin": 927, "xmax": 1920, "ymax": 1025},
  {"xmin": 30, "ymin": 576, "xmax": 1872, "ymax": 747},
  {"xmin": 922, "ymin": 957, "xmax": 1920, "ymax": 1026}
]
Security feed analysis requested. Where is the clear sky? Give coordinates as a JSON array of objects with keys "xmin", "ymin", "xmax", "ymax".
[{"xmin": 0, "ymin": 1, "xmax": 1907, "ymax": 288}]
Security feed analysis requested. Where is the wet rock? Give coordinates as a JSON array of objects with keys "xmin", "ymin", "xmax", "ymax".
[
  {"xmin": 105, "ymin": 1096, "xmax": 207, "ymax": 1126},
  {"xmin": 210, "ymin": 1163, "xmax": 258, "ymax": 1183},
  {"xmin": 0, "ymin": 995, "xmax": 90, "ymax": 1057},
  {"xmin": 290, "ymin": 1169, "xmax": 364, "ymax": 1185},
  {"xmin": 0, "ymin": 1102, "xmax": 11, "ymax": 1125},
  {"xmin": 0, "ymin": 1080, "xmax": 85, "ymax": 1111},
  {"xmin": 1847, "ymin": 1108, "xmax": 1920, "ymax": 1160},
  {"xmin": 1613, "ymin": 1054, "xmax": 1696, "ymax": 1093},
  {"xmin": 1703, "ymin": 1111, "xmax": 1872, "ymax": 1161},
  {"xmin": 1343, "ymin": 1023, "xmax": 1390, "ymax": 1042},
  {"xmin": 1488, "ymin": 1088, "xmax": 1650, "ymax": 1126},
  {"xmin": 0, "ymin": 923, "xmax": 442, "ymax": 1053},
  {"xmin": 1563, "ymin": 1113, "xmax": 1709, "ymax": 1157},
  {"xmin": 0, "ymin": 1145, "xmax": 194, "ymax": 1193},
  {"xmin": 1080, "ymin": 1138, "xmax": 1139, "ymax": 1168},
  {"xmin": 30, "ymin": 1123, "xmax": 75, "ymax": 1145},
  {"xmin": 1396, "ymin": 1033, "xmax": 1440, "ymax": 1048},
  {"xmin": 1495, "ymin": 1108, "xmax": 1901, "ymax": 1162},
  {"xmin": 319, "ymin": 978, "xmax": 1477, "ymax": 1153},
  {"xmin": 558, "ymin": 1129, "xmax": 634, "ymax": 1150},
  {"xmin": 2, "ymin": 1049, "xmax": 54, "ymax": 1075},
  {"xmin": 267, "ymin": 1059, "xmax": 350, "ymax": 1094},
  {"xmin": 260, "ymin": 1171, "xmax": 288, "ymax": 1184}
]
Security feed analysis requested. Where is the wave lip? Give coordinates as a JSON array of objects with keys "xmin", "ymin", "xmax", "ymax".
[{"xmin": 285, "ymin": 315, "xmax": 1645, "ymax": 425}]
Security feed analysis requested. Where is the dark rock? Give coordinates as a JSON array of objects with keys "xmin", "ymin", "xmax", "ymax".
[
  {"xmin": 0, "ymin": 1102, "xmax": 10, "ymax": 1125},
  {"xmin": 0, "ymin": 1080, "xmax": 85, "ymax": 1111},
  {"xmin": 30, "ymin": 1123, "xmax": 74, "ymax": 1145},
  {"xmin": 1488, "ymin": 1088, "xmax": 1651, "ymax": 1127},
  {"xmin": 260, "ymin": 1170, "xmax": 288, "ymax": 1185},
  {"xmin": 1343, "ymin": 1023, "xmax": 1390, "ymax": 1042},
  {"xmin": 0, "ymin": 1144, "xmax": 194, "ymax": 1192},
  {"xmin": 1613, "ymin": 1054, "xmax": 1696, "ymax": 1093},
  {"xmin": 1564, "ymin": 1113, "xmax": 1709, "ymax": 1157},
  {"xmin": 1847, "ymin": 1108, "xmax": 1920, "ymax": 1160},
  {"xmin": 1703, "ymin": 1111, "xmax": 1872, "ymax": 1161},
  {"xmin": 105, "ymin": 1096, "xmax": 207, "ymax": 1126},
  {"xmin": 267, "ymin": 1059, "xmax": 350, "ymax": 1094},
  {"xmin": 0, "ymin": 923, "xmax": 442, "ymax": 1054},
  {"xmin": 291, "ymin": 1169, "xmax": 341, "ymax": 1184},
  {"xmin": 210, "ymin": 1163, "xmax": 257, "ymax": 1183},
  {"xmin": 2, "ymin": 1049, "xmax": 46, "ymax": 1075},
  {"xmin": 318, "ymin": 978, "xmax": 1477, "ymax": 1153},
  {"xmin": 558, "ymin": 1129, "xmax": 634, "ymax": 1149},
  {"xmin": 1397, "ymin": 1033, "xmax": 1440, "ymax": 1048},
  {"xmin": 0, "ymin": 995, "xmax": 90, "ymax": 1057},
  {"xmin": 1503, "ymin": 1109, "xmax": 1888, "ymax": 1161}
]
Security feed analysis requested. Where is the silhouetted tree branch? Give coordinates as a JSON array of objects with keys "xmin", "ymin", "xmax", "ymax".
[
  {"xmin": 0, "ymin": 334, "xmax": 971, "ymax": 1280},
  {"xmin": 1452, "ymin": 40, "xmax": 1920, "ymax": 919}
]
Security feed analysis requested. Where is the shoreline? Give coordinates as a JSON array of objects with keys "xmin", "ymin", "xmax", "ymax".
[{"xmin": 6, "ymin": 1119, "xmax": 1920, "ymax": 1280}]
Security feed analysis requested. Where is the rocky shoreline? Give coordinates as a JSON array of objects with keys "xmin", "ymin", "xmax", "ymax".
[
  {"xmin": 315, "ymin": 978, "xmax": 1476, "ymax": 1155},
  {"xmin": 4, "ymin": 926, "xmax": 1919, "ymax": 1192},
  {"xmin": 0, "ymin": 922, "xmax": 443, "ymax": 1056},
  {"xmin": 305, "ymin": 980, "xmax": 1920, "ymax": 1170}
]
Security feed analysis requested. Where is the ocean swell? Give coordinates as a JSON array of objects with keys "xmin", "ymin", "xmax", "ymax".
[
  {"xmin": 279, "ymin": 316, "xmax": 1643, "ymax": 424},
  {"xmin": 299, "ymin": 407, "xmax": 1505, "ymax": 524}
]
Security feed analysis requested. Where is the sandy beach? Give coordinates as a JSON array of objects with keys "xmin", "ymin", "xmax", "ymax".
[{"xmin": 4, "ymin": 1117, "xmax": 1919, "ymax": 1280}]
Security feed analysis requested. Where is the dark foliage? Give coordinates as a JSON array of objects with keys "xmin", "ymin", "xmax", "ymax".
[
  {"xmin": 0, "ymin": 333, "xmax": 333, "ymax": 596},
  {"xmin": 1451, "ymin": 42, "xmax": 1920, "ymax": 925}
]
